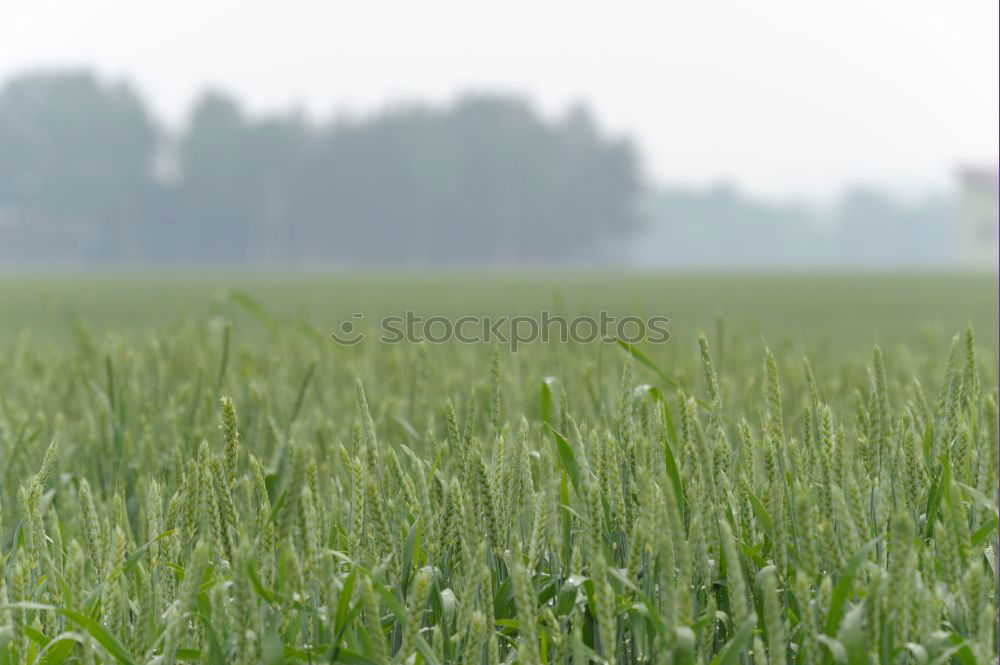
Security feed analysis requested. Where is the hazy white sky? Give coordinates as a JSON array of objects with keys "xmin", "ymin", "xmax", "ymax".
[{"xmin": 2, "ymin": 0, "xmax": 997, "ymax": 199}]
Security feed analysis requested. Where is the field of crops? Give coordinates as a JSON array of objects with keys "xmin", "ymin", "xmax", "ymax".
[{"xmin": 0, "ymin": 273, "xmax": 996, "ymax": 664}]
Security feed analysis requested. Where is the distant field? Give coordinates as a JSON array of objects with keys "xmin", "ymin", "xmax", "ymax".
[
  {"xmin": 2, "ymin": 271, "xmax": 996, "ymax": 347},
  {"xmin": 3, "ymin": 271, "xmax": 995, "ymax": 403}
]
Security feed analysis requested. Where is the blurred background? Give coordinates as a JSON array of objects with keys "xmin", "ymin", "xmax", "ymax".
[{"xmin": 1, "ymin": 0, "xmax": 996, "ymax": 270}]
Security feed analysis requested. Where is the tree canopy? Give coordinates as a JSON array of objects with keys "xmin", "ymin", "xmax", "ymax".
[{"xmin": 0, "ymin": 72, "xmax": 641, "ymax": 265}]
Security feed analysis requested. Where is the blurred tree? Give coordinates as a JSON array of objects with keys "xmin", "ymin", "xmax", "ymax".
[
  {"xmin": 0, "ymin": 74, "xmax": 641, "ymax": 265},
  {"xmin": 836, "ymin": 186, "xmax": 954, "ymax": 265},
  {"xmin": 0, "ymin": 71, "xmax": 157, "ymax": 263},
  {"xmin": 635, "ymin": 184, "xmax": 830, "ymax": 266},
  {"xmin": 295, "ymin": 96, "xmax": 641, "ymax": 263},
  {"xmin": 0, "ymin": 69, "xmax": 958, "ymax": 267},
  {"xmin": 173, "ymin": 91, "xmax": 312, "ymax": 263},
  {"xmin": 634, "ymin": 183, "xmax": 954, "ymax": 267}
]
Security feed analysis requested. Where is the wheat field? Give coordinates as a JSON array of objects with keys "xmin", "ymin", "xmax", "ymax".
[{"xmin": 0, "ymin": 274, "xmax": 996, "ymax": 664}]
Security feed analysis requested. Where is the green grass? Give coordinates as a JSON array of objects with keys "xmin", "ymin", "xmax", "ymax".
[
  {"xmin": 0, "ymin": 272, "xmax": 996, "ymax": 664},
  {"xmin": 2, "ymin": 270, "xmax": 995, "ymax": 345}
]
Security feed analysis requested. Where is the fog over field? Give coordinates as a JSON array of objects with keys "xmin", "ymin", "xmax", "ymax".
[{"xmin": 0, "ymin": 4, "xmax": 996, "ymax": 664}]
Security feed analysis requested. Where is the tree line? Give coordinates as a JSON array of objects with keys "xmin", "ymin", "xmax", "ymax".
[
  {"xmin": 633, "ymin": 184, "xmax": 956, "ymax": 266},
  {"xmin": 0, "ymin": 71, "xmax": 641, "ymax": 265},
  {"xmin": 0, "ymin": 70, "xmax": 959, "ymax": 268}
]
